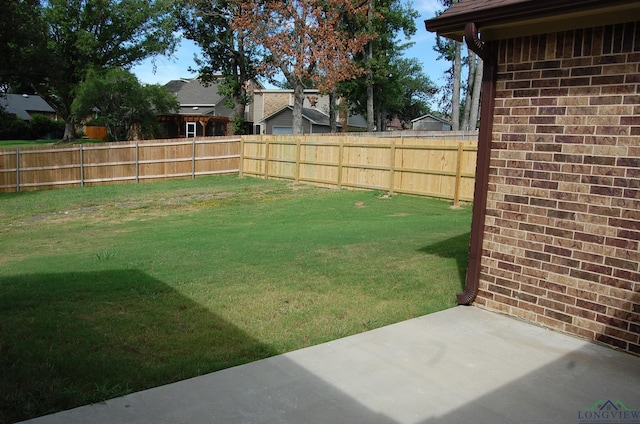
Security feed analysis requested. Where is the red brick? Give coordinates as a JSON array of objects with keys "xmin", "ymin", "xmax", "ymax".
[
  {"xmin": 531, "ymin": 98, "xmax": 558, "ymax": 106},
  {"xmin": 613, "ymin": 269, "xmax": 640, "ymax": 283},
  {"xmin": 561, "ymin": 77, "xmax": 590, "ymax": 86},
  {"xmin": 590, "ymin": 186, "xmax": 623, "ymax": 197},
  {"xmin": 539, "ymin": 297, "xmax": 567, "ymax": 312},
  {"xmin": 592, "ymin": 75, "xmax": 626, "ymax": 85},
  {"xmin": 566, "ymin": 306, "xmax": 596, "ymax": 320},
  {"xmin": 590, "ymin": 96, "xmax": 623, "ymax": 105},
  {"xmin": 545, "ymin": 309, "xmax": 573, "ymax": 323},
  {"xmin": 570, "ymin": 269, "xmax": 601, "ymax": 283},
  {"xmin": 602, "ymin": 326, "xmax": 638, "ymax": 343},
  {"xmin": 576, "ymin": 299, "xmax": 607, "ymax": 313},
  {"xmin": 488, "ymin": 284, "xmax": 512, "ymax": 297},
  {"xmin": 609, "ymin": 218, "xmax": 640, "ymax": 231},
  {"xmin": 595, "ymin": 334, "xmax": 628, "ymax": 350}
]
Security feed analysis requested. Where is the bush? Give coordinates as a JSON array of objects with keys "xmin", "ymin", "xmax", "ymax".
[
  {"xmin": 84, "ymin": 116, "xmax": 109, "ymax": 127},
  {"xmin": 0, "ymin": 113, "xmax": 64, "ymax": 140},
  {"xmin": 30, "ymin": 114, "xmax": 64, "ymax": 139},
  {"xmin": 0, "ymin": 112, "xmax": 32, "ymax": 140}
]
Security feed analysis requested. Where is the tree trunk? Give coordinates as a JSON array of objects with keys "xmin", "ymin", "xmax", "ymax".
[
  {"xmin": 468, "ymin": 56, "xmax": 483, "ymax": 131},
  {"xmin": 366, "ymin": 0, "xmax": 375, "ymax": 132},
  {"xmin": 462, "ymin": 50, "xmax": 475, "ymax": 131},
  {"xmin": 451, "ymin": 40, "xmax": 461, "ymax": 131},
  {"xmin": 339, "ymin": 96, "xmax": 348, "ymax": 132},
  {"xmin": 233, "ymin": 96, "xmax": 246, "ymax": 135},
  {"xmin": 232, "ymin": 33, "xmax": 247, "ymax": 135},
  {"xmin": 292, "ymin": 81, "xmax": 304, "ymax": 134},
  {"xmin": 329, "ymin": 90, "xmax": 337, "ymax": 133},
  {"xmin": 62, "ymin": 117, "xmax": 77, "ymax": 141},
  {"xmin": 376, "ymin": 96, "xmax": 384, "ymax": 132}
]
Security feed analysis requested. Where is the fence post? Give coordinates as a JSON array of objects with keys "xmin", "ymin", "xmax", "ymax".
[
  {"xmin": 135, "ymin": 141, "xmax": 139, "ymax": 183},
  {"xmin": 453, "ymin": 142, "xmax": 464, "ymax": 207},
  {"xmin": 295, "ymin": 136, "xmax": 301, "ymax": 182},
  {"xmin": 239, "ymin": 136, "xmax": 245, "ymax": 177},
  {"xmin": 389, "ymin": 138, "xmax": 397, "ymax": 195},
  {"xmin": 192, "ymin": 137, "xmax": 196, "ymax": 179},
  {"xmin": 337, "ymin": 137, "xmax": 344, "ymax": 188},
  {"xmin": 79, "ymin": 144, "xmax": 84, "ymax": 187},
  {"xmin": 264, "ymin": 137, "xmax": 270, "ymax": 179},
  {"xmin": 15, "ymin": 149, "xmax": 20, "ymax": 192}
]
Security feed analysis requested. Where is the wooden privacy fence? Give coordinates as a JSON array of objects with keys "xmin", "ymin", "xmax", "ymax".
[
  {"xmin": 0, "ymin": 133, "xmax": 479, "ymax": 203},
  {"xmin": 0, "ymin": 137, "xmax": 241, "ymax": 192},
  {"xmin": 240, "ymin": 133, "xmax": 478, "ymax": 204}
]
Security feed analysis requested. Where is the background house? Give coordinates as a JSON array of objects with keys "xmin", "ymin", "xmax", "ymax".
[
  {"xmin": 159, "ymin": 78, "xmax": 238, "ymax": 138},
  {"xmin": 411, "ymin": 114, "xmax": 452, "ymax": 131},
  {"xmin": 252, "ymin": 89, "xmax": 367, "ymax": 134},
  {"xmin": 427, "ymin": 0, "xmax": 640, "ymax": 355},
  {"xmin": 0, "ymin": 94, "xmax": 57, "ymax": 121},
  {"xmin": 261, "ymin": 106, "xmax": 334, "ymax": 134}
]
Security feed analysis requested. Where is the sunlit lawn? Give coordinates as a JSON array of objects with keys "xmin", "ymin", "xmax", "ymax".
[{"xmin": 0, "ymin": 176, "xmax": 471, "ymax": 422}]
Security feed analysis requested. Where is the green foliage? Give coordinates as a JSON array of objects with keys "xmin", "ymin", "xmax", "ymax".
[
  {"xmin": 0, "ymin": 111, "xmax": 31, "ymax": 140},
  {"xmin": 0, "ymin": 112, "xmax": 63, "ymax": 140},
  {"xmin": 23, "ymin": 0, "xmax": 179, "ymax": 140},
  {"xmin": 175, "ymin": 0, "xmax": 258, "ymax": 134},
  {"xmin": 0, "ymin": 0, "xmax": 47, "ymax": 90},
  {"xmin": 72, "ymin": 68, "xmax": 179, "ymax": 141},
  {"xmin": 0, "ymin": 176, "xmax": 471, "ymax": 422},
  {"xmin": 338, "ymin": 0, "xmax": 435, "ymax": 126},
  {"xmin": 29, "ymin": 114, "xmax": 64, "ymax": 139}
]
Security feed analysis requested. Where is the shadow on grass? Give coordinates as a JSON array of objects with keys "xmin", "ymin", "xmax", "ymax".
[
  {"xmin": 418, "ymin": 232, "xmax": 470, "ymax": 291},
  {"xmin": 0, "ymin": 270, "xmax": 277, "ymax": 423}
]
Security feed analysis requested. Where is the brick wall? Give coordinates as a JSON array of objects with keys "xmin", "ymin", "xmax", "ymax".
[{"xmin": 477, "ymin": 22, "xmax": 640, "ymax": 355}]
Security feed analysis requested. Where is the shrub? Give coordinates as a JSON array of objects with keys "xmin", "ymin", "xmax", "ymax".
[
  {"xmin": 30, "ymin": 114, "xmax": 64, "ymax": 139},
  {"xmin": 0, "ymin": 112, "xmax": 64, "ymax": 140},
  {"xmin": 0, "ymin": 112, "xmax": 32, "ymax": 140}
]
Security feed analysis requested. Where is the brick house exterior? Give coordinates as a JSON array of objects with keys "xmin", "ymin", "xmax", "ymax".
[{"xmin": 427, "ymin": 1, "xmax": 640, "ymax": 355}]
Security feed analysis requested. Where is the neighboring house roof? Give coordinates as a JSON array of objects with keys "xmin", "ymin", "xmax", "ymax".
[
  {"xmin": 0, "ymin": 94, "xmax": 55, "ymax": 121},
  {"xmin": 260, "ymin": 106, "xmax": 328, "ymax": 125},
  {"xmin": 261, "ymin": 105, "xmax": 368, "ymax": 129},
  {"xmin": 164, "ymin": 78, "xmax": 234, "ymax": 117},
  {"xmin": 411, "ymin": 114, "xmax": 451, "ymax": 125},
  {"xmin": 425, "ymin": 0, "xmax": 640, "ymax": 41},
  {"xmin": 166, "ymin": 78, "xmax": 227, "ymax": 106},
  {"xmin": 346, "ymin": 114, "xmax": 368, "ymax": 129}
]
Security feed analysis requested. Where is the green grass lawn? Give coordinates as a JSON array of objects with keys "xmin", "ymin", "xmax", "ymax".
[
  {"xmin": 0, "ymin": 176, "xmax": 471, "ymax": 423},
  {"xmin": 0, "ymin": 139, "xmax": 58, "ymax": 149},
  {"xmin": 0, "ymin": 139, "xmax": 105, "ymax": 149}
]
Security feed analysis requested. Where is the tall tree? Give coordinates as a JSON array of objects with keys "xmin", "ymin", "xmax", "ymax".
[
  {"xmin": 73, "ymin": 68, "xmax": 179, "ymax": 141},
  {"xmin": 0, "ymin": 0, "xmax": 46, "ymax": 93},
  {"xmin": 451, "ymin": 34, "xmax": 461, "ymax": 130},
  {"xmin": 340, "ymin": 0, "xmax": 418, "ymax": 131},
  {"xmin": 232, "ymin": 0, "xmax": 371, "ymax": 134},
  {"xmin": 463, "ymin": 53, "xmax": 482, "ymax": 130},
  {"xmin": 387, "ymin": 57, "xmax": 438, "ymax": 120},
  {"xmin": 34, "ymin": 0, "xmax": 177, "ymax": 141},
  {"xmin": 175, "ymin": 0, "xmax": 258, "ymax": 135},
  {"xmin": 433, "ymin": 0, "xmax": 482, "ymax": 131}
]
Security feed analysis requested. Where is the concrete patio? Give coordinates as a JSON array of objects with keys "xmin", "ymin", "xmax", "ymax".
[{"xmin": 20, "ymin": 306, "xmax": 640, "ymax": 424}]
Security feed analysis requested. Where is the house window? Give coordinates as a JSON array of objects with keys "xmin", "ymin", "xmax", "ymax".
[{"xmin": 273, "ymin": 126, "xmax": 293, "ymax": 134}]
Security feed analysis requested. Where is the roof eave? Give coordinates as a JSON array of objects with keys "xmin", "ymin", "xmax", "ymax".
[{"xmin": 425, "ymin": 0, "xmax": 640, "ymax": 41}]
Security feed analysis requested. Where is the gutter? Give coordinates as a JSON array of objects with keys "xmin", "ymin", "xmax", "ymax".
[{"xmin": 456, "ymin": 23, "xmax": 497, "ymax": 305}]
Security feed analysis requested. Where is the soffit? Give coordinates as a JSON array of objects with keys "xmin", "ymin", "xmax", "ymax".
[{"xmin": 426, "ymin": 0, "xmax": 640, "ymax": 41}]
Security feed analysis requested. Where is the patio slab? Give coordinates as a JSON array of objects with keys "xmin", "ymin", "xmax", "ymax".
[{"xmin": 19, "ymin": 306, "xmax": 640, "ymax": 424}]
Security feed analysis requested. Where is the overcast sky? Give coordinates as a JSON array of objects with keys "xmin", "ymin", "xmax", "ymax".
[{"xmin": 131, "ymin": 0, "xmax": 449, "ymax": 90}]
